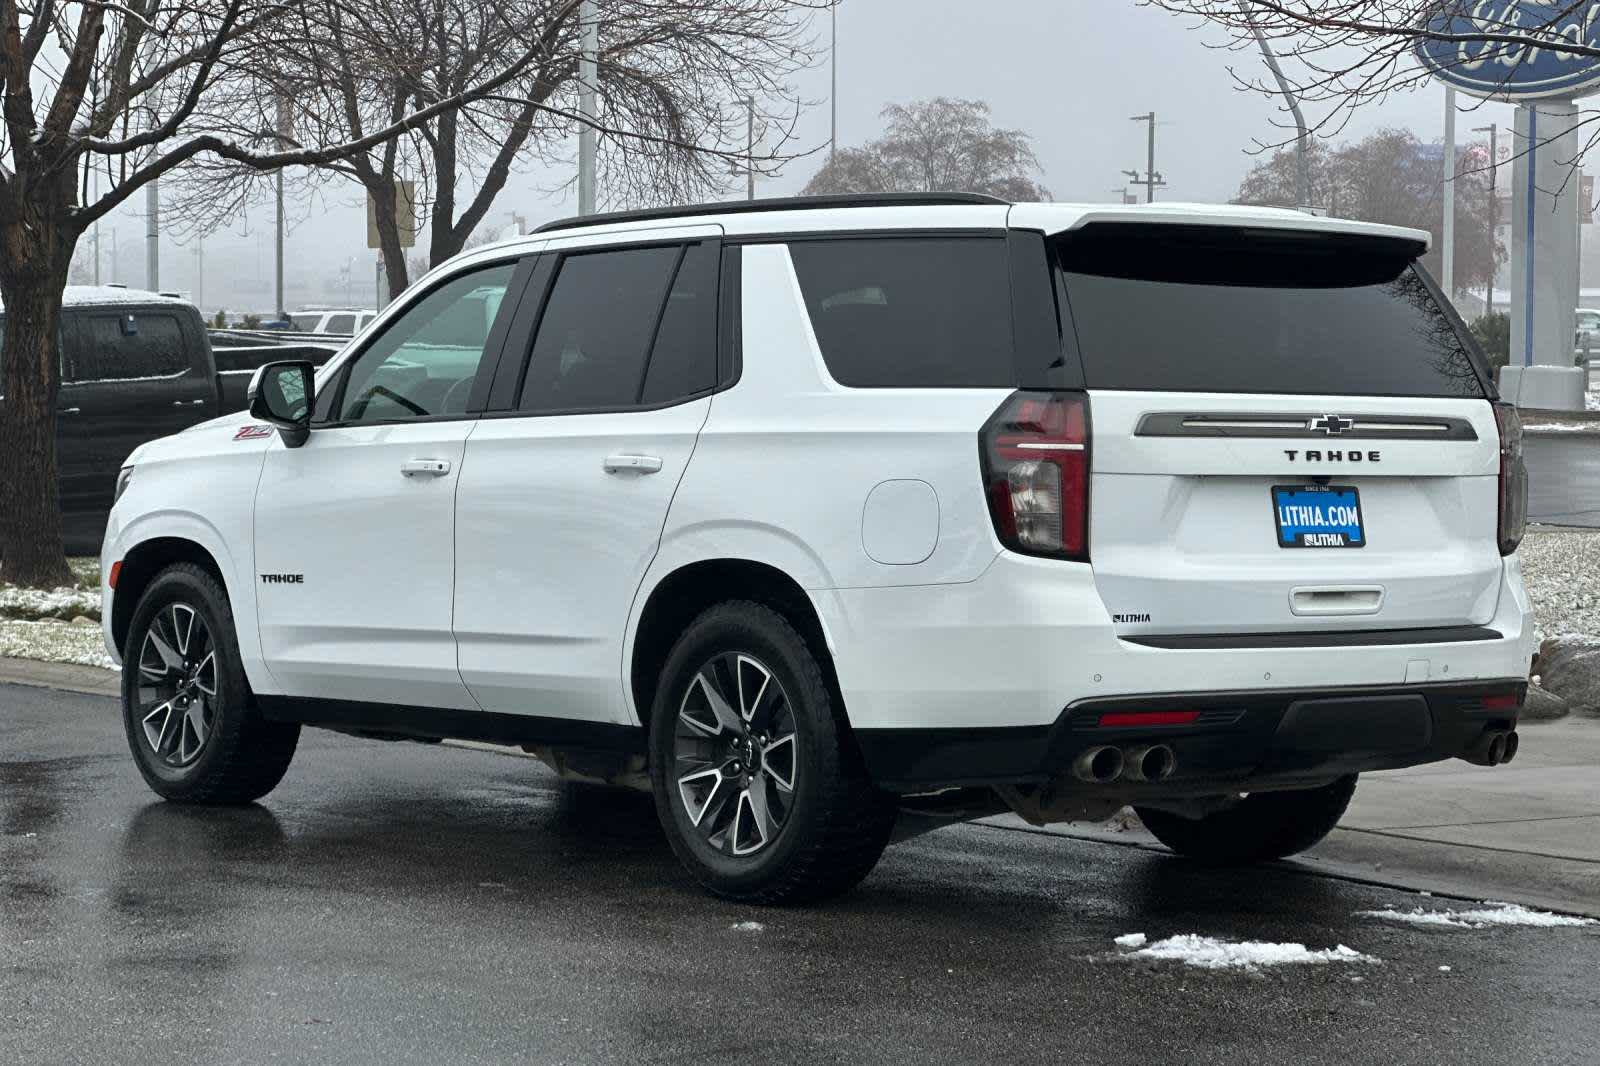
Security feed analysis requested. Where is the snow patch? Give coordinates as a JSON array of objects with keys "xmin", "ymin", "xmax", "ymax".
[
  {"xmin": 1113, "ymin": 933, "xmax": 1147, "ymax": 949},
  {"xmin": 730, "ymin": 921, "xmax": 765, "ymax": 934},
  {"xmin": 1115, "ymin": 934, "xmax": 1378, "ymax": 971},
  {"xmin": 1359, "ymin": 903, "xmax": 1596, "ymax": 929},
  {"xmin": 0, "ymin": 585, "xmax": 100, "ymax": 622}
]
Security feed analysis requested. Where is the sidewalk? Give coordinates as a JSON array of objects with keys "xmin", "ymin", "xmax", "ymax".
[{"xmin": 6, "ymin": 657, "xmax": 1597, "ymax": 916}]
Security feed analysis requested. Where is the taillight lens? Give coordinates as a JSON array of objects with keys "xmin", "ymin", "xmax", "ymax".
[
  {"xmin": 981, "ymin": 390, "xmax": 1090, "ymax": 560},
  {"xmin": 1494, "ymin": 402, "xmax": 1527, "ymax": 556}
]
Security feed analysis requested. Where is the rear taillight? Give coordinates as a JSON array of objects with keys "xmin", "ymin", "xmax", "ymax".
[
  {"xmin": 980, "ymin": 390, "xmax": 1090, "ymax": 560},
  {"xmin": 1494, "ymin": 402, "xmax": 1528, "ymax": 556}
]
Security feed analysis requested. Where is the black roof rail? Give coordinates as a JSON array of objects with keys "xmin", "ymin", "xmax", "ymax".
[{"xmin": 534, "ymin": 192, "xmax": 1010, "ymax": 234}]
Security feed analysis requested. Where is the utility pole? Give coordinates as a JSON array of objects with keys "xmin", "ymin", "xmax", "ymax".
[
  {"xmin": 92, "ymin": 172, "xmax": 100, "ymax": 286},
  {"xmin": 111, "ymin": 229, "xmax": 118, "ymax": 285},
  {"xmin": 1442, "ymin": 86, "xmax": 1457, "ymax": 300},
  {"xmin": 145, "ymin": 181, "xmax": 159, "ymax": 290},
  {"xmin": 1127, "ymin": 112, "xmax": 1165, "ymax": 202},
  {"xmin": 578, "ymin": 0, "xmax": 598, "ymax": 215},
  {"xmin": 1474, "ymin": 122, "xmax": 1499, "ymax": 313},
  {"xmin": 195, "ymin": 235, "xmax": 204, "ymax": 315},
  {"xmin": 746, "ymin": 98, "xmax": 756, "ymax": 201}
]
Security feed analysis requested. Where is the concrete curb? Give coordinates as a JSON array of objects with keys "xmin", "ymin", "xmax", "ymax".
[{"xmin": 0, "ymin": 656, "xmax": 119, "ymax": 697}]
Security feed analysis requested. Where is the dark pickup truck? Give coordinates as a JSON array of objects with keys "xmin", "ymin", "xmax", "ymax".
[{"xmin": 1, "ymin": 286, "xmax": 340, "ymax": 554}]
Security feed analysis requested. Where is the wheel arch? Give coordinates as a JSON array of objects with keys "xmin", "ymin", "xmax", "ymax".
[
  {"xmin": 627, "ymin": 557, "xmax": 842, "ymax": 731},
  {"xmin": 111, "ymin": 536, "xmax": 230, "ymax": 657}
]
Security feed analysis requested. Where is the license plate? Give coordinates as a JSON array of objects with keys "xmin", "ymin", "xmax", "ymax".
[{"xmin": 1272, "ymin": 485, "xmax": 1365, "ymax": 549}]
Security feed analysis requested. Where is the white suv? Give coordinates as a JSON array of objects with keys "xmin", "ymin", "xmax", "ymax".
[{"xmin": 103, "ymin": 194, "xmax": 1536, "ymax": 903}]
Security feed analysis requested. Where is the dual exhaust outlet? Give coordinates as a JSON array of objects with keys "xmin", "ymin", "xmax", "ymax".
[
  {"xmin": 1071, "ymin": 743, "xmax": 1176, "ymax": 785},
  {"xmin": 1461, "ymin": 727, "xmax": 1519, "ymax": 767}
]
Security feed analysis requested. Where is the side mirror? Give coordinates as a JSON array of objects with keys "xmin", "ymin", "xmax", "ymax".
[{"xmin": 247, "ymin": 361, "xmax": 315, "ymax": 448}]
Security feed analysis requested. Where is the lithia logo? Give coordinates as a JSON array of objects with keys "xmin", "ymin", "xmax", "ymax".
[
  {"xmin": 1112, "ymin": 612, "xmax": 1152, "ymax": 624},
  {"xmin": 260, "ymin": 573, "xmax": 304, "ymax": 585}
]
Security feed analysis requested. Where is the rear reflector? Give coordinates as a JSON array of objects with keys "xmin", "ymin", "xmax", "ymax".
[
  {"xmin": 1097, "ymin": 710, "xmax": 1201, "ymax": 728},
  {"xmin": 1480, "ymin": 693, "xmax": 1520, "ymax": 712},
  {"xmin": 108, "ymin": 561, "xmax": 121, "ymax": 589}
]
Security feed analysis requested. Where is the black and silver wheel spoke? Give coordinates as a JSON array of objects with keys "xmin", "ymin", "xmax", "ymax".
[
  {"xmin": 673, "ymin": 651, "xmax": 799, "ymax": 858},
  {"xmin": 135, "ymin": 601, "xmax": 217, "ymax": 769}
]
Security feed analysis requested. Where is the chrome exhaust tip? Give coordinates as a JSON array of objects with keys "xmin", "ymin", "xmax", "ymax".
[
  {"xmin": 1123, "ymin": 744, "xmax": 1176, "ymax": 783},
  {"xmin": 1071, "ymin": 746, "xmax": 1125, "ymax": 784},
  {"xmin": 1460, "ymin": 728, "xmax": 1513, "ymax": 767}
]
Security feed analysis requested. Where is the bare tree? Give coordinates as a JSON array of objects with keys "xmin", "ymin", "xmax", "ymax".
[
  {"xmin": 1145, "ymin": 2, "xmax": 1600, "ymax": 151},
  {"xmin": 0, "ymin": 1, "xmax": 573, "ymax": 587},
  {"xmin": 175, "ymin": 0, "xmax": 822, "ymax": 296},
  {"xmin": 803, "ymin": 98, "xmax": 1050, "ymax": 200},
  {"xmin": 1236, "ymin": 127, "xmax": 1501, "ymax": 297}
]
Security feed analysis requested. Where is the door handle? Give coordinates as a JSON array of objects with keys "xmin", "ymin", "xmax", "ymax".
[
  {"xmin": 59, "ymin": 407, "xmax": 81, "ymax": 415},
  {"xmin": 172, "ymin": 399, "xmax": 206, "ymax": 408},
  {"xmin": 401, "ymin": 458, "xmax": 452, "ymax": 478},
  {"xmin": 603, "ymin": 454, "xmax": 663, "ymax": 475}
]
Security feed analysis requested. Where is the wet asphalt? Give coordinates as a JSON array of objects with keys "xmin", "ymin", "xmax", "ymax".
[{"xmin": 3, "ymin": 682, "xmax": 1598, "ymax": 1066}]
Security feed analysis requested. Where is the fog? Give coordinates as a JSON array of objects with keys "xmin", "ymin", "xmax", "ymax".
[{"xmin": 86, "ymin": 0, "xmax": 1523, "ymax": 317}]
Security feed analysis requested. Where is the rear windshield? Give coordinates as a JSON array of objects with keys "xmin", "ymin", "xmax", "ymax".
[{"xmin": 1055, "ymin": 225, "xmax": 1489, "ymax": 398}]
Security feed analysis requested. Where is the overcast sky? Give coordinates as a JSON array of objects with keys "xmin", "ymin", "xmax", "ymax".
[{"xmin": 91, "ymin": 0, "xmax": 1525, "ymax": 314}]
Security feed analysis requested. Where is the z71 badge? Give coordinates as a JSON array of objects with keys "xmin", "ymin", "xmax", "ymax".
[{"xmin": 234, "ymin": 425, "xmax": 273, "ymax": 441}]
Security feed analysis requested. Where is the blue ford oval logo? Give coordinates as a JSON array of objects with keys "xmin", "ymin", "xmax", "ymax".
[{"xmin": 1415, "ymin": 2, "xmax": 1600, "ymax": 100}]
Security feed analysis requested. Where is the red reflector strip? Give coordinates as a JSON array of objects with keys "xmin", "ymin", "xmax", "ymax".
[
  {"xmin": 1481, "ymin": 693, "xmax": 1520, "ymax": 711},
  {"xmin": 108, "ymin": 561, "xmax": 121, "ymax": 589},
  {"xmin": 1097, "ymin": 710, "xmax": 1201, "ymax": 728}
]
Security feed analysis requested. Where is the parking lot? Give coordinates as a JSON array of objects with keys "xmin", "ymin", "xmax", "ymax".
[{"xmin": 4, "ymin": 682, "xmax": 1597, "ymax": 1066}]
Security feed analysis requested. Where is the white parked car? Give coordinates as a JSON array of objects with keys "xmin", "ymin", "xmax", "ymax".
[
  {"xmin": 102, "ymin": 194, "xmax": 1535, "ymax": 903},
  {"xmin": 289, "ymin": 308, "xmax": 377, "ymax": 336}
]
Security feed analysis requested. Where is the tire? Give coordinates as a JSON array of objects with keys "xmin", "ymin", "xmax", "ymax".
[
  {"xmin": 648, "ymin": 601, "xmax": 895, "ymax": 904},
  {"xmin": 120, "ymin": 562, "xmax": 300, "ymax": 805},
  {"xmin": 1135, "ymin": 775, "xmax": 1357, "ymax": 864}
]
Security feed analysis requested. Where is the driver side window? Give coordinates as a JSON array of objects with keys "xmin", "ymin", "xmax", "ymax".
[{"xmin": 334, "ymin": 262, "xmax": 517, "ymax": 423}]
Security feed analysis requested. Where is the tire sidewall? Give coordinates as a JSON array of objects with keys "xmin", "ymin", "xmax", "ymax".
[
  {"xmin": 120, "ymin": 566, "xmax": 251, "ymax": 795},
  {"xmin": 649, "ymin": 606, "xmax": 836, "ymax": 895}
]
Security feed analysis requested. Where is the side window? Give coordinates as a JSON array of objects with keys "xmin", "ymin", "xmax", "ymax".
[
  {"xmin": 641, "ymin": 242, "xmax": 720, "ymax": 405},
  {"xmin": 68, "ymin": 312, "xmax": 190, "ymax": 383},
  {"xmin": 336, "ymin": 262, "xmax": 517, "ymax": 423},
  {"xmin": 788, "ymin": 237, "xmax": 1014, "ymax": 388},
  {"xmin": 325, "ymin": 313, "xmax": 357, "ymax": 335},
  {"xmin": 517, "ymin": 245, "xmax": 680, "ymax": 412}
]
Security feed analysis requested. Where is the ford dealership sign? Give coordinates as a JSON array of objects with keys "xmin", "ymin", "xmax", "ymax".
[{"xmin": 1416, "ymin": 2, "xmax": 1600, "ymax": 100}]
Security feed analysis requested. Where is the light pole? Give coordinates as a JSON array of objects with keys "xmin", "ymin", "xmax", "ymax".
[
  {"xmin": 1127, "ymin": 113, "xmax": 1164, "ymax": 202},
  {"xmin": 145, "ymin": 180, "xmax": 159, "ymax": 290},
  {"xmin": 1442, "ymin": 86, "xmax": 1457, "ymax": 299},
  {"xmin": 578, "ymin": 0, "xmax": 598, "ymax": 215},
  {"xmin": 830, "ymin": 3, "xmax": 837, "ymax": 163},
  {"xmin": 1474, "ymin": 122, "xmax": 1499, "ymax": 313},
  {"xmin": 746, "ymin": 97, "xmax": 756, "ymax": 201},
  {"xmin": 1238, "ymin": 0, "xmax": 1309, "ymax": 211}
]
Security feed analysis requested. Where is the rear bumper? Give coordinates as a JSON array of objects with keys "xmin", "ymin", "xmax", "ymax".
[{"xmin": 855, "ymin": 678, "xmax": 1526, "ymax": 792}]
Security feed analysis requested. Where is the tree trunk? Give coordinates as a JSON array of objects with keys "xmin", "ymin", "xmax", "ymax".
[
  {"xmin": 367, "ymin": 180, "xmax": 409, "ymax": 297},
  {"xmin": 0, "ymin": 225, "xmax": 77, "ymax": 589}
]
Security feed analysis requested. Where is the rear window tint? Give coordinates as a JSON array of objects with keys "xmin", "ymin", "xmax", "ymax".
[
  {"xmin": 1055, "ymin": 225, "xmax": 1488, "ymax": 398},
  {"xmin": 788, "ymin": 237, "xmax": 1013, "ymax": 387}
]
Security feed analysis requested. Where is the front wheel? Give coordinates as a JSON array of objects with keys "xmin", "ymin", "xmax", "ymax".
[
  {"xmin": 121, "ymin": 563, "xmax": 300, "ymax": 805},
  {"xmin": 1135, "ymin": 775, "xmax": 1357, "ymax": 864},
  {"xmin": 649, "ymin": 601, "xmax": 895, "ymax": 904}
]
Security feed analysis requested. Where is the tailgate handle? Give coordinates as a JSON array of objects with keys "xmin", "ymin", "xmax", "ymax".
[{"xmin": 1289, "ymin": 585, "xmax": 1384, "ymax": 617}]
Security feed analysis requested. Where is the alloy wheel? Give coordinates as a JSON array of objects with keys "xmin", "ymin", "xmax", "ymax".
[
  {"xmin": 136, "ymin": 602, "xmax": 218, "ymax": 768},
  {"xmin": 672, "ymin": 652, "xmax": 798, "ymax": 857}
]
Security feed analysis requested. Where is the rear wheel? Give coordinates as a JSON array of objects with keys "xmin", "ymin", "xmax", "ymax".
[
  {"xmin": 121, "ymin": 563, "xmax": 300, "ymax": 804},
  {"xmin": 649, "ymin": 601, "xmax": 895, "ymax": 904},
  {"xmin": 1135, "ymin": 775, "xmax": 1357, "ymax": 864}
]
